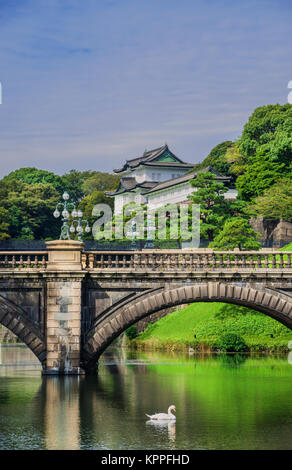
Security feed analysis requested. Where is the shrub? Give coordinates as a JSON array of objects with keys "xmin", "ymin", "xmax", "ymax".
[
  {"xmin": 125, "ymin": 325, "xmax": 138, "ymax": 340},
  {"xmin": 218, "ymin": 333, "xmax": 249, "ymax": 353}
]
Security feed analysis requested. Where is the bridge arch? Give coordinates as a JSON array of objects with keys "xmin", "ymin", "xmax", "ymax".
[
  {"xmin": 0, "ymin": 295, "xmax": 46, "ymax": 364},
  {"xmin": 82, "ymin": 282, "xmax": 292, "ymax": 370}
]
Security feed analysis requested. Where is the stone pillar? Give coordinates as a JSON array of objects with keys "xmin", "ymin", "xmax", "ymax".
[{"xmin": 43, "ymin": 240, "xmax": 85, "ymax": 375}]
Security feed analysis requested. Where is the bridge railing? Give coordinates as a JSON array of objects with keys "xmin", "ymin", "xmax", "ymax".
[
  {"xmin": 0, "ymin": 249, "xmax": 291, "ymax": 271},
  {"xmin": 0, "ymin": 251, "xmax": 48, "ymax": 269},
  {"xmin": 82, "ymin": 250, "xmax": 292, "ymax": 270}
]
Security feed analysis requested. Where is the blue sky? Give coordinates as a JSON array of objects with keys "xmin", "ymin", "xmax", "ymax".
[{"xmin": 0, "ymin": 0, "xmax": 291, "ymax": 176}]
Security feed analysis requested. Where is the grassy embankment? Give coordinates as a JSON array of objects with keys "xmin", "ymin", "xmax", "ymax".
[{"xmin": 129, "ymin": 243, "xmax": 292, "ymax": 353}]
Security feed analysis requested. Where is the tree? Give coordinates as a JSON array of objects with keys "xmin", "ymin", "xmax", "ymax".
[
  {"xmin": 3, "ymin": 167, "xmax": 65, "ymax": 195},
  {"xmin": 235, "ymin": 149, "xmax": 285, "ymax": 200},
  {"xmin": 225, "ymin": 143, "xmax": 247, "ymax": 176},
  {"xmin": 190, "ymin": 171, "xmax": 230, "ymax": 242},
  {"xmin": 247, "ymin": 178, "xmax": 292, "ymax": 222},
  {"xmin": 125, "ymin": 326, "xmax": 138, "ymax": 340},
  {"xmin": 188, "ymin": 141, "xmax": 233, "ymax": 176},
  {"xmin": 0, "ymin": 207, "xmax": 10, "ymax": 240},
  {"xmin": 235, "ymin": 104, "xmax": 292, "ymax": 200},
  {"xmin": 238, "ymin": 104, "xmax": 292, "ymax": 165},
  {"xmin": 0, "ymin": 180, "xmax": 60, "ymax": 239},
  {"xmin": 218, "ymin": 333, "xmax": 249, "ymax": 353},
  {"xmin": 210, "ymin": 218, "xmax": 261, "ymax": 250},
  {"xmin": 81, "ymin": 172, "xmax": 119, "ymax": 195},
  {"xmin": 61, "ymin": 169, "xmax": 96, "ymax": 202},
  {"xmin": 61, "ymin": 170, "xmax": 119, "ymax": 202},
  {"xmin": 78, "ymin": 191, "xmax": 113, "ymax": 239},
  {"xmin": 226, "ymin": 198, "xmax": 249, "ymax": 219}
]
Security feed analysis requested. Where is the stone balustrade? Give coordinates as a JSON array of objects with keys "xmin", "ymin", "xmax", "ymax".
[
  {"xmin": 0, "ymin": 251, "xmax": 48, "ymax": 269},
  {"xmin": 0, "ymin": 249, "xmax": 291, "ymax": 271},
  {"xmin": 82, "ymin": 250, "xmax": 292, "ymax": 271}
]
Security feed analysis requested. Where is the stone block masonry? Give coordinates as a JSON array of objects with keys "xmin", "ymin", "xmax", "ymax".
[
  {"xmin": 44, "ymin": 276, "xmax": 85, "ymax": 375},
  {"xmin": 43, "ymin": 240, "xmax": 85, "ymax": 375}
]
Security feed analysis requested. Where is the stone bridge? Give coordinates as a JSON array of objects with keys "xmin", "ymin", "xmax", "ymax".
[{"xmin": 0, "ymin": 240, "xmax": 291, "ymax": 374}]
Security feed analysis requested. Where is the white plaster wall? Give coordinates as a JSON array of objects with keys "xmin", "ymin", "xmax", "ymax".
[
  {"xmin": 147, "ymin": 183, "xmax": 195, "ymax": 211},
  {"xmin": 223, "ymin": 188, "xmax": 238, "ymax": 199},
  {"xmin": 145, "ymin": 167, "xmax": 186, "ymax": 182},
  {"xmin": 114, "ymin": 195, "xmax": 124, "ymax": 214},
  {"xmin": 120, "ymin": 166, "xmax": 186, "ymax": 183},
  {"xmin": 114, "ymin": 193, "xmax": 137, "ymax": 214},
  {"xmin": 114, "ymin": 190, "xmax": 147, "ymax": 214},
  {"xmin": 147, "ymin": 184, "xmax": 238, "ymax": 211}
]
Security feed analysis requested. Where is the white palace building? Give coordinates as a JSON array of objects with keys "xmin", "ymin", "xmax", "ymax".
[{"xmin": 106, "ymin": 144, "xmax": 238, "ymax": 214}]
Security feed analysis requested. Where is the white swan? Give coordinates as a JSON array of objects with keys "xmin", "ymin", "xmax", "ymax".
[{"xmin": 146, "ymin": 405, "xmax": 176, "ymax": 421}]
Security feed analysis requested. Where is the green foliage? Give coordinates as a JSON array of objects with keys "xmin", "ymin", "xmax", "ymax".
[
  {"xmin": 214, "ymin": 304, "xmax": 257, "ymax": 320},
  {"xmin": 0, "ymin": 207, "xmax": 10, "ymax": 240},
  {"xmin": 78, "ymin": 190, "xmax": 114, "ymax": 239},
  {"xmin": 248, "ymin": 177, "xmax": 292, "ymax": 222},
  {"xmin": 0, "ymin": 180, "xmax": 60, "ymax": 239},
  {"xmin": 210, "ymin": 217, "xmax": 261, "ymax": 250},
  {"xmin": 189, "ymin": 141, "xmax": 233, "ymax": 175},
  {"xmin": 194, "ymin": 309, "xmax": 290, "ymax": 340},
  {"xmin": 239, "ymin": 103, "xmax": 292, "ymax": 164},
  {"xmin": 218, "ymin": 333, "xmax": 249, "ymax": 353},
  {"xmin": 61, "ymin": 170, "xmax": 97, "ymax": 202},
  {"xmin": 226, "ymin": 199, "xmax": 249, "ymax": 218},
  {"xmin": 125, "ymin": 325, "xmax": 138, "ymax": 340},
  {"xmin": 3, "ymin": 167, "xmax": 65, "ymax": 195},
  {"xmin": 281, "ymin": 242, "xmax": 292, "ymax": 251},
  {"xmin": 190, "ymin": 171, "xmax": 230, "ymax": 241},
  {"xmin": 236, "ymin": 150, "xmax": 285, "ymax": 201},
  {"xmin": 235, "ymin": 104, "xmax": 292, "ymax": 200},
  {"xmin": 81, "ymin": 172, "xmax": 119, "ymax": 195},
  {"xmin": 135, "ymin": 302, "xmax": 291, "ymax": 353},
  {"xmin": 225, "ymin": 143, "xmax": 247, "ymax": 176},
  {"xmin": 61, "ymin": 170, "xmax": 119, "ymax": 203},
  {"xmin": 0, "ymin": 167, "xmax": 119, "ymax": 240}
]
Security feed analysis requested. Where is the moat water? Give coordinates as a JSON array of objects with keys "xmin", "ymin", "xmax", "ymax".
[{"xmin": 0, "ymin": 344, "xmax": 292, "ymax": 450}]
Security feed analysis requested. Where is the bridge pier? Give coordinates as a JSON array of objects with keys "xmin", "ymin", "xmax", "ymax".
[{"xmin": 43, "ymin": 240, "xmax": 85, "ymax": 375}]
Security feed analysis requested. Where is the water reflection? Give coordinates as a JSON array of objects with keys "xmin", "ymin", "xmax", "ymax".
[
  {"xmin": 42, "ymin": 377, "xmax": 82, "ymax": 450},
  {"xmin": 1, "ymin": 345, "xmax": 292, "ymax": 449},
  {"xmin": 220, "ymin": 353, "xmax": 248, "ymax": 368},
  {"xmin": 0, "ymin": 344, "xmax": 41, "ymax": 376},
  {"xmin": 146, "ymin": 420, "xmax": 176, "ymax": 446}
]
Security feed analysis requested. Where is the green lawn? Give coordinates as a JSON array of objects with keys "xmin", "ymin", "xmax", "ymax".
[
  {"xmin": 281, "ymin": 241, "xmax": 292, "ymax": 251},
  {"xmin": 135, "ymin": 302, "xmax": 292, "ymax": 353}
]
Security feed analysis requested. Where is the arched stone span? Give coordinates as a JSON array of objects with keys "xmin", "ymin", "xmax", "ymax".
[
  {"xmin": 0, "ymin": 295, "xmax": 46, "ymax": 364},
  {"xmin": 82, "ymin": 282, "xmax": 292, "ymax": 369}
]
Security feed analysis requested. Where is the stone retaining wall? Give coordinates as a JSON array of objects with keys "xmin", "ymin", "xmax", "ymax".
[{"xmin": 250, "ymin": 218, "xmax": 292, "ymax": 248}]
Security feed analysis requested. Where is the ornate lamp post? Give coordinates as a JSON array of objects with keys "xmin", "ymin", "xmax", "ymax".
[
  {"xmin": 69, "ymin": 213, "xmax": 91, "ymax": 241},
  {"xmin": 53, "ymin": 192, "xmax": 91, "ymax": 241}
]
